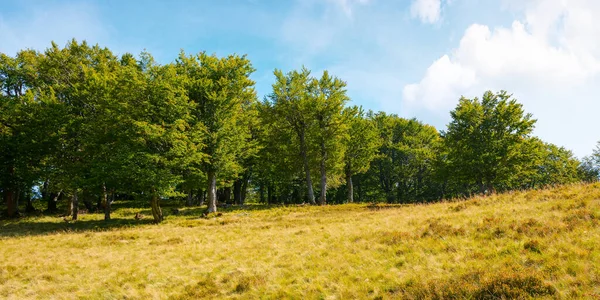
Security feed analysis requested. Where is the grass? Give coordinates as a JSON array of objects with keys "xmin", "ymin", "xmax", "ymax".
[{"xmin": 1, "ymin": 183, "xmax": 600, "ymax": 299}]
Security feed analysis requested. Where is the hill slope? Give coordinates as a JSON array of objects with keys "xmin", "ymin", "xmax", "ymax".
[{"xmin": 1, "ymin": 183, "xmax": 599, "ymax": 299}]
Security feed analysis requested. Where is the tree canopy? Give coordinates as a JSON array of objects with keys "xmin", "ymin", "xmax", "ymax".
[{"xmin": 1, "ymin": 41, "xmax": 597, "ymax": 220}]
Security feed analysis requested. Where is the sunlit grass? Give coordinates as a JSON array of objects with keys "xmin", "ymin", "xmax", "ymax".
[{"xmin": 1, "ymin": 183, "xmax": 600, "ymax": 299}]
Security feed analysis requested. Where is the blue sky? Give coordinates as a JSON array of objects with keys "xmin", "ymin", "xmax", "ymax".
[{"xmin": 1, "ymin": 0, "xmax": 599, "ymax": 157}]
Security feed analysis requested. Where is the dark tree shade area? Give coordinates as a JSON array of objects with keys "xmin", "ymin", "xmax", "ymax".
[{"xmin": 1, "ymin": 40, "xmax": 598, "ymax": 222}]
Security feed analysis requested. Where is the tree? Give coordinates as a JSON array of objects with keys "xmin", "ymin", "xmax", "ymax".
[
  {"xmin": 532, "ymin": 142, "xmax": 581, "ymax": 187},
  {"xmin": 392, "ymin": 118, "xmax": 441, "ymax": 202},
  {"xmin": 311, "ymin": 71, "xmax": 349, "ymax": 205},
  {"xmin": 359, "ymin": 112, "xmax": 442, "ymax": 203},
  {"xmin": 579, "ymin": 141, "xmax": 600, "ymax": 182},
  {"xmin": 123, "ymin": 53, "xmax": 192, "ymax": 223},
  {"xmin": 37, "ymin": 40, "xmax": 106, "ymax": 220},
  {"xmin": 342, "ymin": 107, "xmax": 380, "ymax": 203},
  {"xmin": 442, "ymin": 91, "xmax": 536, "ymax": 194},
  {"xmin": 255, "ymin": 100, "xmax": 303, "ymax": 204},
  {"xmin": 0, "ymin": 50, "xmax": 52, "ymax": 217},
  {"xmin": 176, "ymin": 52, "xmax": 256, "ymax": 213},
  {"xmin": 268, "ymin": 68, "xmax": 317, "ymax": 204}
]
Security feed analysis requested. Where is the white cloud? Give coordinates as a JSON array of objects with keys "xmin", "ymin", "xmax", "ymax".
[
  {"xmin": 0, "ymin": 2, "xmax": 110, "ymax": 55},
  {"xmin": 404, "ymin": 0, "xmax": 600, "ymax": 156},
  {"xmin": 410, "ymin": 0, "xmax": 442, "ymax": 23},
  {"xmin": 404, "ymin": 55, "xmax": 476, "ymax": 110}
]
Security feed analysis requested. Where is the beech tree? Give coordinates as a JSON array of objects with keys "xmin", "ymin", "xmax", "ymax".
[
  {"xmin": 2, "ymin": 41, "xmax": 596, "ymax": 218},
  {"xmin": 0, "ymin": 50, "xmax": 53, "ymax": 217},
  {"xmin": 176, "ymin": 52, "xmax": 256, "ymax": 213},
  {"xmin": 311, "ymin": 71, "xmax": 349, "ymax": 205},
  {"xmin": 268, "ymin": 68, "xmax": 317, "ymax": 204},
  {"xmin": 125, "ymin": 53, "xmax": 191, "ymax": 223},
  {"xmin": 442, "ymin": 91, "xmax": 536, "ymax": 194},
  {"xmin": 342, "ymin": 107, "xmax": 380, "ymax": 203}
]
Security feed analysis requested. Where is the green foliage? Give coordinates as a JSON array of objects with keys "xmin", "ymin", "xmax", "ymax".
[
  {"xmin": 343, "ymin": 107, "xmax": 380, "ymax": 176},
  {"xmin": 359, "ymin": 112, "xmax": 441, "ymax": 203},
  {"xmin": 175, "ymin": 51, "xmax": 257, "ymax": 212},
  {"xmin": 0, "ymin": 49, "xmax": 54, "ymax": 217},
  {"xmin": 1, "ymin": 41, "xmax": 596, "ymax": 218},
  {"xmin": 442, "ymin": 90, "xmax": 536, "ymax": 194}
]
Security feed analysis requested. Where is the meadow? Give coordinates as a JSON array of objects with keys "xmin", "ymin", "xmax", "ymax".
[{"xmin": 1, "ymin": 183, "xmax": 599, "ymax": 299}]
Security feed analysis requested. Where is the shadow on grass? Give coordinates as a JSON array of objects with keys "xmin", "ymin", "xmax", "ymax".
[
  {"xmin": 0, "ymin": 217, "xmax": 155, "ymax": 238},
  {"xmin": 176, "ymin": 204, "xmax": 287, "ymax": 216},
  {"xmin": 0, "ymin": 202, "xmax": 320, "ymax": 238}
]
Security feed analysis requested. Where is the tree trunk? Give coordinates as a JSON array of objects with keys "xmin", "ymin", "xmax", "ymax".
[
  {"xmin": 478, "ymin": 180, "xmax": 486, "ymax": 195},
  {"xmin": 41, "ymin": 180, "xmax": 49, "ymax": 211},
  {"xmin": 357, "ymin": 176, "xmax": 363, "ymax": 202},
  {"xmin": 4, "ymin": 187, "xmax": 17, "ymax": 218},
  {"xmin": 300, "ymin": 131, "xmax": 316, "ymax": 205},
  {"xmin": 267, "ymin": 184, "xmax": 272, "ymax": 205},
  {"xmin": 207, "ymin": 171, "xmax": 217, "ymax": 213},
  {"xmin": 346, "ymin": 172, "xmax": 354, "ymax": 203},
  {"xmin": 233, "ymin": 179, "xmax": 242, "ymax": 205},
  {"xmin": 41, "ymin": 180, "xmax": 49, "ymax": 201},
  {"xmin": 319, "ymin": 143, "xmax": 327, "ymax": 205},
  {"xmin": 4, "ymin": 164, "xmax": 19, "ymax": 217},
  {"xmin": 150, "ymin": 192, "xmax": 163, "ymax": 223},
  {"xmin": 241, "ymin": 174, "xmax": 249, "ymax": 205},
  {"xmin": 71, "ymin": 191, "xmax": 79, "ymax": 221},
  {"xmin": 185, "ymin": 189, "xmax": 194, "ymax": 207},
  {"xmin": 223, "ymin": 187, "xmax": 231, "ymax": 204},
  {"xmin": 47, "ymin": 191, "xmax": 60, "ymax": 213},
  {"xmin": 198, "ymin": 189, "xmax": 205, "ymax": 206},
  {"xmin": 259, "ymin": 183, "xmax": 265, "ymax": 204},
  {"xmin": 103, "ymin": 183, "xmax": 110, "ymax": 221},
  {"xmin": 25, "ymin": 189, "xmax": 35, "ymax": 213}
]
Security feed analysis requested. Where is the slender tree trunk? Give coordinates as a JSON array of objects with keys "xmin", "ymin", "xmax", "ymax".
[
  {"xmin": 241, "ymin": 175, "xmax": 249, "ymax": 205},
  {"xmin": 185, "ymin": 189, "xmax": 193, "ymax": 207},
  {"xmin": 47, "ymin": 191, "xmax": 60, "ymax": 213},
  {"xmin": 319, "ymin": 166, "xmax": 327, "ymax": 205},
  {"xmin": 356, "ymin": 176, "xmax": 362, "ymax": 202},
  {"xmin": 71, "ymin": 191, "xmax": 79, "ymax": 221},
  {"xmin": 103, "ymin": 183, "xmax": 110, "ymax": 221},
  {"xmin": 14, "ymin": 188, "xmax": 21, "ymax": 213},
  {"xmin": 259, "ymin": 183, "xmax": 265, "ymax": 204},
  {"xmin": 4, "ymin": 187, "xmax": 17, "ymax": 218},
  {"xmin": 319, "ymin": 143, "xmax": 327, "ymax": 205},
  {"xmin": 346, "ymin": 172, "xmax": 354, "ymax": 203},
  {"xmin": 478, "ymin": 179, "xmax": 486, "ymax": 195},
  {"xmin": 4, "ymin": 165, "xmax": 19, "ymax": 217},
  {"xmin": 207, "ymin": 171, "xmax": 217, "ymax": 213},
  {"xmin": 267, "ymin": 184, "xmax": 272, "ymax": 205},
  {"xmin": 66, "ymin": 193, "xmax": 73, "ymax": 217},
  {"xmin": 223, "ymin": 187, "xmax": 231, "ymax": 205},
  {"xmin": 41, "ymin": 180, "xmax": 49, "ymax": 201},
  {"xmin": 150, "ymin": 191, "xmax": 163, "ymax": 223},
  {"xmin": 233, "ymin": 179, "xmax": 242, "ymax": 205},
  {"xmin": 41, "ymin": 180, "xmax": 49, "ymax": 211},
  {"xmin": 300, "ymin": 131, "xmax": 316, "ymax": 204},
  {"xmin": 198, "ymin": 189, "xmax": 205, "ymax": 206},
  {"xmin": 80, "ymin": 189, "xmax": 93, "ymax": 212},
  {"xmin": 25, "ymin": 189, "xmax": 35, "ymax": 213}
]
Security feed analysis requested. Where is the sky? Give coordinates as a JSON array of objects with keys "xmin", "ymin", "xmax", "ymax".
[{"xmin": 1, "ymin": 0, "xmax": 599, "ymax": 157}]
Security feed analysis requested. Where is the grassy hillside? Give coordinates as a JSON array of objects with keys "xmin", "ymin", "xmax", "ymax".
[{"xmin": 1, "ymin": 183, "xmax": 599, "ymax": 299}]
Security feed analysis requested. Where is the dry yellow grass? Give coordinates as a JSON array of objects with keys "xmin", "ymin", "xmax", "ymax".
[{"xmin": 1, "ymin": 183, "xmax": 600, "ymax": 299}]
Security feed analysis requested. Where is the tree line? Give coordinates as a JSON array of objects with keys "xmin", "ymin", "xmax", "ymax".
[{"xmin": 2, "ymin": 40, "xmax": 599, "ymax": 223}]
